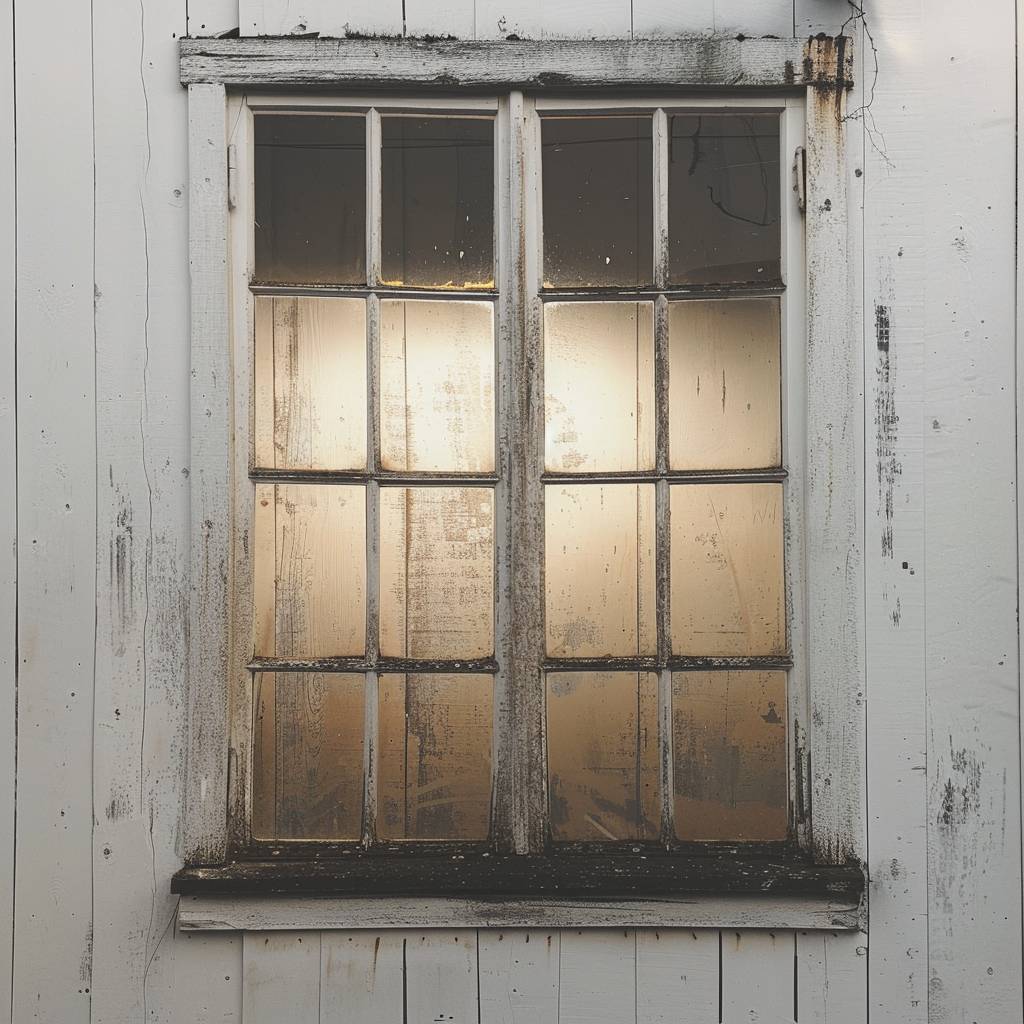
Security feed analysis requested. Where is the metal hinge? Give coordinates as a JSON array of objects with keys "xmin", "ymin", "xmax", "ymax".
[
  {"xmin": 227, "ymin": 144, "xmax": 238, "ymax": 210},
  {"xmin": 793, "ymin": 146, "xmax": 806, "ymax": 215}
]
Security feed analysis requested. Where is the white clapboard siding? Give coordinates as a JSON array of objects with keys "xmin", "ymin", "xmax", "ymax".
[
  {"xmin": 243, "ymin": 932, "xmax": 321, "ymax": 1023},
  {"xmin": 797, "ymin": 931, "xmax": 866, "ymax": 1023},
  {"xmin": 320, "ymin": 932, "xmax": 405, "ymax": 1022},
  {"xmin": 189, "ymin": 0, "xmax": 241, "ymax": 35},
  {"xmin": 720, "ymin": 931, "xmax": 793, "ymax": 1023},
  {"xmin": 475, "ymin": 1, "xmax": 631, "ymax": 40},
  {"xmin": 146, "ymin": 929, "xmax": 243, "ymax": 1023},
  {"xmin": 11, "ymin": 1, "xmax": 96, "ymax": 1021},
  {"xmin": 635, "ymin": 930, "xmax": 718, "ymax": 1024},
  {"xmin": 478, "ymin": 930, "xmax": 560, "ymax": 1024},
  {"xmin": 404, "ymin": 931, "xmax": 481, "ymax": 1024},
  {"xmin": 632, "ymin": 1, "xmax": 792, "ymax": 38},
  {"xmin": 558, "ymin": 930, "xmax": 637, "ymax": 1024},
  {"xmin": 239, "ymin": 0, "xmax": 405, "ymax": 36}
]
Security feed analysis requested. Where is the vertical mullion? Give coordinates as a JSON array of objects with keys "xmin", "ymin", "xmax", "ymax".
[
  {"xmin": 653, "ymin": 108, "xmax": 670, "ymax": 290},
  {"xmin": 367, "ymin": 108, "xmax": 382, "ymax": 289}
]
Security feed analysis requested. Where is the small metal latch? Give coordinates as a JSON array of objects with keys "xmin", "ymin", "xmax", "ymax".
[
  {"xmin": 793, "ymin": 146, "xmax": 806, "ymax": 215},
  {"xmin": 227, "ymin": 144, "xmax": 238, "ymax": 210}
]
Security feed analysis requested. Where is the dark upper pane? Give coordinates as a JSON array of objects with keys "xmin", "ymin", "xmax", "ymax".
[
  {"xmin": 668, "ymin": 114, "xmax": 780, "ymax": 285},
  {"xmin": 542, "ymin": 117, "xmax": 653, "ymax": 289},
  {"xmin": 254, "ymin": 114, "xmax": 366, "ymax": 285},
  {"xmin": 381, "ymin": 116, "xmax": 495, "ymax": 289}
]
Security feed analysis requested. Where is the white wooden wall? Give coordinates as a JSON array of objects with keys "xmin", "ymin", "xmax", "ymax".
[{"xmin": 2, "ymin": 1, "xmax": 1022, "ymax": 1021}]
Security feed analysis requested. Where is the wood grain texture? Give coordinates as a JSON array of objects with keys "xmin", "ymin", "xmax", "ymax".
[
  {"xmin": 12, "ymin": 1, "xmax": 96, "ymax": 1020},
  {"xmin": 797, "ymin": 930, "xmax": 866, "ymax": 1023},
  {"xmin": 242, "ymin": 931, "xmax": 321, "ymax": 1023},
  {"xmin": 238, "ymin": 0, "xmax": 404, "ymax": 37},
  {"xmin": 635, "ymin": 930, "xmax": 718, "ymax": 1024},
  {"xmin": 478, "ymin": 930, "xmax": 560, "ymax": 1024},
  {"xmin": 320, "ymin": 932, "xmax": 404, "ymax": 1022}
]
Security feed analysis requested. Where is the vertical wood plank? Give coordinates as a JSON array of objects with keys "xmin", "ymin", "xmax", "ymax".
[
  {"xmin": 796, "ymin": 930, "xmax": 866, "ymax": 1024},
  {"xmin": 407, "ymin": 2, "xmax": 475, "ymax": 38},
  {"xmin": 478, "ymin": 930, "xmax": 560, "ymax": 1024},
  {"xmin": 189, "ymin": 1, "xmax": 240, "ymax": 36},
  {"xmin": 239, "ymin": 1, "xmax": 404, "ymax": 36},
  {"xmin": 794, "ymin": 1, "xmax": 851, "ymax": 37},
  {"xmin": 12, "ymin": 0, "xmax": 96, "ymax": 1019},
  {"xmin": 404, "ymin": 930, "xmax": 480, "ymax": 1024},
  {"xmin": 243, "ymin": 931, "xmax": 321, "ymax": 1024},
  {"xmin": 632, "ymin": 2, "xmax": 791, "ymax": 38},
  {"xmin": 475, "ymin": 2, "xmax": 631, "ymax": 40},
  {"xmin": 145, "ymin": 929, "xmax": 243, "ymax": 1023},
  {"xmin": 558, "ymin": 930, "xmax": 636, "ymax": 1024},
  {"xmin": 320, "ymin": 932, "xmax": 404, "ymax": 1023},
  {"xmin": 720, "ymin": 930, "xmax": 793, "ymax": 1024},
  {"xmin": 635, "ymin": 930, "xmax": 718, "ymax": 1024}
]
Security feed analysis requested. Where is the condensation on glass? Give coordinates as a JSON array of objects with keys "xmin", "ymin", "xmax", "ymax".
[
  {"xmin": 380, "ymin": 300, "xmax": 495, "ymax": 473},
  {"xmin": 670, "ymin": 482, "xmax": 785, "ymax": 656},
  {"xmin": 547, "ymin": 672, "xmax": 659, "ymax": 841},
  {"xmin": 544, "ymin": 302, "xmax": 655, "ymax": 473},
  {"xmin": 668, "ymin": 114, "xmax": 781, "ymax": 285},
  {"xmin": 545, "ymin": 484, "xmax": 656, "ymax": 658},
  {"xmin": 253, "ymin": 483, "xmax": 366, "ymax": 659},
  {"xmin": 254, "ymin": 295, "xmax": 367, "ymax": 472},
  {"xmin": 377, "ymin": 673, "xmax": 493, "ymax": 840},
  {"xmin": 254, "ymin": 113, "xmax": 366, "ymax": 285},
  {"xmin": 542, "ymin": 116, "xmax": 653, "ymax": 288},
  {"xmin": 668, "ymin": 298, "xmax": 781, "ymax": 470},
  {"xmin": 672, "ymin": 670, "xmax": 787, "ymax": 841},
  {"xmin": 251, "ymin": 672, "xmax": 365, "ymax": 840},
  {"xmin": 381, "ymin": 116, "xmax": 495, "ymax": 289},
  {"xmin": 379, "ymin": 487, "xmax": 495, "ymax": 659}
]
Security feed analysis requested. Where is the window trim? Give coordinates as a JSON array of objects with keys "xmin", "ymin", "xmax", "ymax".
[{"xmin": 177, "ymin": 37, "xmax": 863, "ymax": 919}]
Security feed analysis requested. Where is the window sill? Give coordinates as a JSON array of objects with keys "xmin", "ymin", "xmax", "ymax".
[{"xmin": 172, "ymin": 854, "xmax": 864, "ymax": 932}]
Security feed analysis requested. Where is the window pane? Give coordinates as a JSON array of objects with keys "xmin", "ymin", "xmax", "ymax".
[
  {"xmin": 381, "ymin": 116, "xmax": 494, "ymax": 289},
  {"xmin": 670, "ymin": 483, "xmax": 785, "ymax": 656},
  {"xmin": 668, "ymin": 114, "xmax": 780, "ymax": 284},
  {"xmin": 545, "ymin": 484, "xmax": 656, "ymax": 657},
  {"xmin": 255, "ymin": 113, "xmax": 366, "ymax": 284},
  {"xmin": 254, "ymin": 296, "xmax": 367, "ymax": 471},
  {"xmin": 254, "ymin": 484, "xmax": 366, "ymax": 659},
  {"xmin": 252, "ymin": 672, "xmax": 365, "ymax": 841},
  {"xmin": 547, "ymin": 672, "xmax": 659, "ymax": 841},
  {"xmin": 672, "ymin": 671, "xmax": 787, "ymax": 841},
  {"xmin": 379, "ymin": 487, "xmax": 494, "ymax": 659},
  {"xmin": 668, "ymin": 298, "xmax": 781, "ymax": 470},
  {"xmin": 544, "ymin": 302, "xmax": 655, "ymax": 472},
  {"xmin": 380, "ymin": 300, "xmax": 495, "ymax": 473},
  {"xmin": 542, "ymin": 117, "xmax": 653, "ymax": 288},
  {"xmin": 378, "ymin": 674, "xmax": 493, "ymax": 840}
]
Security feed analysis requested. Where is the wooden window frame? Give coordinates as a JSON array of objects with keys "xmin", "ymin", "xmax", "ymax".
[{"xmin": 173, "ymin": 36, "xmax": 864, "ymax": 930}]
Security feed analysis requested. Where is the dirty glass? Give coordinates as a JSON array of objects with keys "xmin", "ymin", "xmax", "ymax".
[
  {"xmin": 672, "ymin": 670, "xmax": 787, "ymax": 841},
  {"xmin": 381, "ymin": 116, "xmax": 495, "ymax": 289},
  {"xmin": 542, "ymin": 117, "xmax": 653, "ymax": 288},
  {"xmin": 379, "ymin": 487, "xmax": 495, "ymax": 659},
  {"xmin": 254, "ymin": 296, "xmax": 367, "ymax": 472},
  {"xmin": 545, "ymin": 484, "xmax": 656, "ymax": 658},
  {"xmin": 668, "ymin": 114, "xmax": 780, "ymax": 284},
  {"xmin": 377, "ymin": 673, "xmax": 493, "ymax": 840},
  {"xmin": 544, "ymin": 302, "xmax": 655, "ymax": 473},
  {"xmin": 670, "ymin": 483, "xmax": 785, "ymax": 656},
  {"xmin": 668, "ymin": 298, "xmax": 781, "ymax": 470},
  {"xmin": 380, "ymin": 300, "xmax": 495, "ymax": 473},
  {"xmin": 254, "ymin": 113, "xmax": 366, "ymax": 284},
  {"xmin": 253, "ymin": 483, "xmax": 366, "ymax": 659},
  {"xmin": 547, "ymin": 672, "xmax": 659, "ymax": 841},
  {"xmin": 251, "ymin": 672, "xmax": 365, "ymax": 840}
]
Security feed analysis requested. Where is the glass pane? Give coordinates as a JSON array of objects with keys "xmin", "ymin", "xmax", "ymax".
[
  {"xmin": 544, "ymin": 302, "xmax": 655, "ymax": 472},
  {"xmin": 255, "ymin": 113, "xmax": 366, "ymax": 284},
  {"xmin": 542, "ymin": 117, "xmax": 653, "ymax": 288},
  {"xmin": 378, "ymin": 674, "xmax": 493, "ymax": 840},
  {"xmin": 252, "ymin": 672, "xmax": 365, "ymax": 841},
  {"xmin": 547, "ymin": 672, "xmax": 659, "ymax": 841},
  {"xmin": 254, "ymin": 296, "xmax": 367, "ymax": 471},
  {"xmin": 668, "ymin": 298, "xmax": 781, "ymax": 470},
  {"xmin": 379, "ymin": 488, "xmax": 494, "ymax": 659},
  {"xmin": 253, "ymin": 483, "xmax": 366, "ymax": 659},
  {"xmin": 672, "ymin": 671, "xmax": 787, "ymax": 841},
  {"xmin": 381, "ymin": 116, "xmax": 494, "ymax": 289},
  {"xmin": 545, "ymin": 484, "xmax": 656, "ymax": 657},
  {"xmin": 668, "ymin": 114, "xmax": 780, "ymax": 284},
  {"xmin": 670, "ymin": 483, "xmax": 785, "ymax": 656},
  {"xmin": 380, "ymin": 300, "xmax": 495, "ymax": 472}
]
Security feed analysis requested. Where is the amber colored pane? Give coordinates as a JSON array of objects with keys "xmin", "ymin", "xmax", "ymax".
[
  {"xmin": 380, "ymin": 300, "xmax": 495, "ymax": 473},
  {"xmin": 547, "ymin": 672, "xmax": 659, "ymax": 841},
  {"xmin": 545, "ymin": 484, "xmax": 656, "ymax": 658},
  {"xmin": 672, "ymin": 671, "xmax": 787, "ymax": 841},
  {"xmin": 668, "ymin": 114, "xmax": 780, "ymax": 284},
  {"xmin": 254, "ymin": 296, "xmax": 367, "ymax": 472},
  {"xmin": 251, "ymin": 672, "xmax": 365, "ymax": 841},
  {"xmin": 542, "ymin": 117, "xmax": 653, "ymax": 288},
  {"xmin": 670, "ymin": 483, "xmax": 785, "ymax": 656},
  {"xmin": 253, "ymin": 484, "xmax": 366, "ymax": 659},
  {"xmin": 377, "ymin": 674, "xmax": 493, "ymax": 840},
  {"xmin": 255, "ymin": 113, "xmax": 366, "ymax": 284},
  {"xmin": 669, "ymin": 298, "xmax": 781, "ymax": 470},
  {"xmin": 544, "ymin": 302, "xmax": 655, "ymax": 473},
  {"xmin": 379, "ymin": 488, "xmax": 494, "ymax": 659},
  {"xmin": 381, "ymin": 116, "xmax": 494, "ymax": 288}
]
